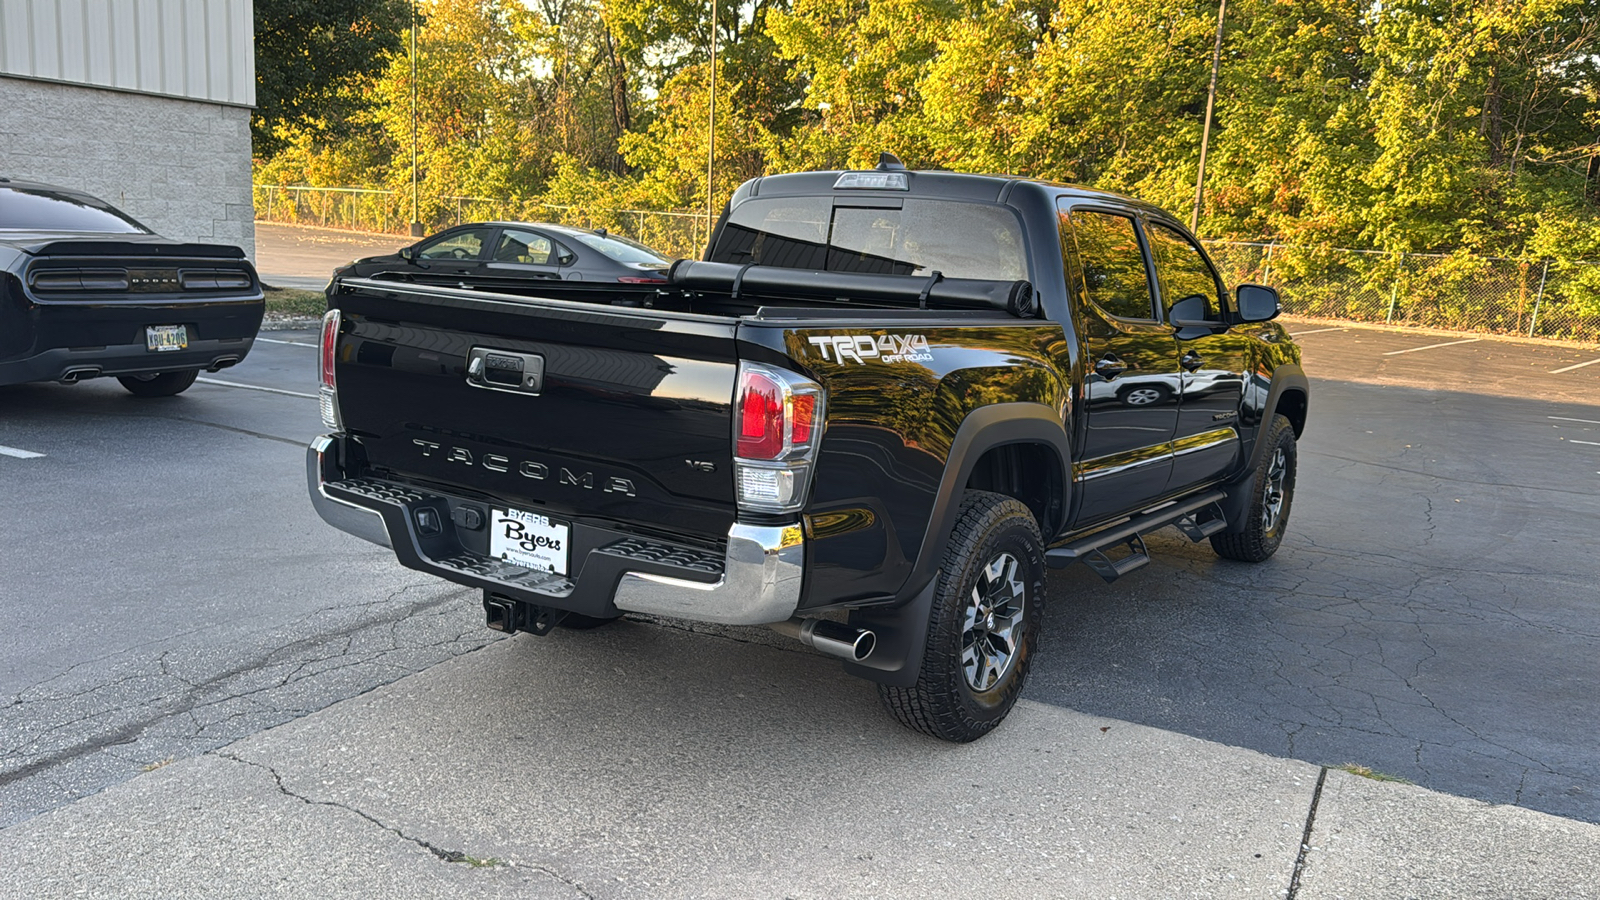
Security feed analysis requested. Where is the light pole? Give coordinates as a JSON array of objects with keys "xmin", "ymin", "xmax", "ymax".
[
  {"xmin": 410, "ymin": 0, "xmax": 423, "ymax": 237},
  {"xmin": 1190, "ymin": 0, "xmax": 1227, "ymax": 234},
  {"xmin": 706, "ymin": 0, "xmax": 718, "ymax": 231}
]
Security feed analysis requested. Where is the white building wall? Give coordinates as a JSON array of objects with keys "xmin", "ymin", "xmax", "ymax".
[
  {"xmin": 0, "ymin": 0, "xmax": 255, "ymax": 107},
  {"xmin": 0, "ymin": 0, "xmax": 256, "ymax": 257},
  {"xmin": 0, "ymin": 76, "xmax": 255, "ymax": 255}
]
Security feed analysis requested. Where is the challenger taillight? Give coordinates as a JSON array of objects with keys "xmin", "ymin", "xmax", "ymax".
[
  {"xmin": 733, "ymin": 362, "xmax": 824, "ymax": 513},
  {"xmin": 28, "ymin": 268, "xmax": 131, "ymax": 291},
  {"xmin": 319, "ymin": 309, "xmax": 342, "ymax": 430}
]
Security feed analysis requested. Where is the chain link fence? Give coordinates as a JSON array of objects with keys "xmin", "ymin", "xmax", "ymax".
[
  {"xmin": 255, "ymin": 186, "xmax": 1600, "ymax": 343},
  {"xmin": 253, "ymin": 184, "xmax": 710, "ymax": 261},
  {"xmin": 1204, "ymin": 241, "xmax": 1600, "ymax": 342}
]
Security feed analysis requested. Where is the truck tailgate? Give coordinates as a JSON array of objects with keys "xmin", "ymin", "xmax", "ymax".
[{"xmin": 332, "ymin": 280, "xmax": 739, "ymax": 542}]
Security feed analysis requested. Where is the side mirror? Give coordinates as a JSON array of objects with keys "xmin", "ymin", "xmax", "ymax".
[
  {"xmin": 558, "ymin": 253, "xmax": 576, "ymax": 266},
  {"xmin": 399, "ymin": 246, "xmax": 417, "ymax": 262},
  {"xmin": 1169, "ymin": 294, "xmax": 1224, "ymax": 332},
  {"xmin": 1235, "ymin": 284, "xmax": 1280, "ymax": 322}
]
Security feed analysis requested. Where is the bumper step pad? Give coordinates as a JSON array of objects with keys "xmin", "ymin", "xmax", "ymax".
[{"xmin": 599, "ymin": 538, "xmax": 723, "ymax": 576}]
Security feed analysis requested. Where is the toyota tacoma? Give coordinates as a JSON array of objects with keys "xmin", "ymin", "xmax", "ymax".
[{"xmin": 308, "ymin": 157, "xmax": 1308, "ymax": 742}]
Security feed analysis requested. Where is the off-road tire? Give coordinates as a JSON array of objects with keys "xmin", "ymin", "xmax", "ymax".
[
  {"xmin": 1210, "ymin": 413, "xmax": 1297, "ymax": 562},
  {"xmin": 118, "ymin": 370, "xmax": 200, "ymax": 397},
  {"xmin": 879, "ymin": 491, "xmax": 1046, "ymax": 743}
]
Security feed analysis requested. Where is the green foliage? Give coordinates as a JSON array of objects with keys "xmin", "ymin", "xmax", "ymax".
[
  {"xmin": 262, "ymin": 286, "xmax": 328, "ymax": 318},
  {"xmin": 253, "ymin": 0, "xmax": 412, "ymax": 157},
  {"xmin": 256, "ymin": 0, "xmax": 1600, "ymax": 267}
]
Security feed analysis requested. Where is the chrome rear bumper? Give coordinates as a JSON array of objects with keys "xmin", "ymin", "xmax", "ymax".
[{"xmin": 306, "ymin": 434, "xmax": 803, "ymax": 625}]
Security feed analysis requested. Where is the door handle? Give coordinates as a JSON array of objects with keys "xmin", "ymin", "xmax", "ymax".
[
  {"xmin": 465, "ymin": 347, "xmax": 546, "ymax": 394},
  {"xmin": 1094, "ymin": 355, "xmax": 1126, "ymax": 379},
  {"xmin": 1180, "ymin": 351, "xmax": 1203, "ymax": 372}
]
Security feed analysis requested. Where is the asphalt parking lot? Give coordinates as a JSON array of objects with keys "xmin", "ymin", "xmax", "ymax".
[
  {"xmin": 1035, "ymin": 323, "xmax": 1600, "ymax": 822},
  {"xmin": 3, "ymin": 248, "xmax": 1600, "ymax": 892}
]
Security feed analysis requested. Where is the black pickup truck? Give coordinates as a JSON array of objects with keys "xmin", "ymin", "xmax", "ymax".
[
  {"xmin": 309, "ymin": 158, "xmax": 1308, "ymax": 742},
  {"xmin": 0, "ymin": 178, "xmax": 263, "ymax": 395}
]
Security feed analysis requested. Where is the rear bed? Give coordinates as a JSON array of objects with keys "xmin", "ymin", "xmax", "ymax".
[
  {"xmin": 311, "ymin": 278, "xmax": 814, "ymax": 627},
  {"xmin": 309, "ymin": 261, "xmax": 1036, "ymax": 628}
]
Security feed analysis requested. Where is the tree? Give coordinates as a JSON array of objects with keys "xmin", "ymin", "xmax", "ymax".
[{"xmin": 254, "ymin": 0, "xmax": 413, "ymax": 157}]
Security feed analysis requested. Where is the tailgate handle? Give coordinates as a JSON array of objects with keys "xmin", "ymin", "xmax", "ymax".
[{"xmin": 466, "ymin": 347, "xmax": 545, "ymax": 395}]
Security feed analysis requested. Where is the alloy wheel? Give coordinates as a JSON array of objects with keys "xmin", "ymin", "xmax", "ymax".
[
  {"xmin": 961, "ymin": 552, "xmax": 1026, "ymax": 692},
  {"xmin": 1261, "ymin": 447, "xmax": 1287, "ymax": 533}
]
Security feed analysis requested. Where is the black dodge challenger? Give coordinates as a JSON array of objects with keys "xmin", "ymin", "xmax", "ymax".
[{"xmin": 0, "ymin": 177, "xmax": 263, "ymax": 396}]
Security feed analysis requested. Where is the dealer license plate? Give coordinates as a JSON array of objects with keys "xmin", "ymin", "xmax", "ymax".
[
  {"xmin": 145, "ymin": 324, "xmax": 188, "ymax": 352},
  {"xmin": 489, "ymin": 507, "xmax": 569, "ymax": 575}
]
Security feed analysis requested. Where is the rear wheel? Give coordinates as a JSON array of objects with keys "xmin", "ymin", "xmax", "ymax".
[
  {"xmin": 1210, "ymin": 414, "xmax": 1297, "ymax": 562},
  {"xmin": 879, "ymin": 491, "xmax": 1045, "ymax": 743},
  {"xmin": 118, "ymin": 370, "xmax": 199, "ymax": 397}
]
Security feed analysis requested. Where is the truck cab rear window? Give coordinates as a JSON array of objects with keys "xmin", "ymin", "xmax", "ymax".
[{"xmin": 711, "ymin": 197, "xmax": 1027, "ymax": 282}]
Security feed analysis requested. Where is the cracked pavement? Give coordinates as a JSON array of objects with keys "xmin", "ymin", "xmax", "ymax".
[
  {"xmin": 5, "ymin": 625, "xmax": 1598, "ymax": 899},
  {"xmin": 0, "ymin": 339, "xmax": 502, "ymax": 827},
  {"xmin": 3, "ymin": 315, "xmax": 1600, "ymax": 895}
]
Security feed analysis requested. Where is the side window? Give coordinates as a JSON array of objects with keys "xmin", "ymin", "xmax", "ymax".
[
  {"xmin": 1146, "ymin": 223, "xmax": 1222, "ymax": 319},
  {"xmin": 493, "ymin": 229, "xmax": 554, "ymax": 265},
  {"xmin": 1064, "ymin": 208, "xmax": 1156, "ymax": 321},
  {"xmin": 417, "ymin": 227, "xmax": 490, "ymax": 261}
]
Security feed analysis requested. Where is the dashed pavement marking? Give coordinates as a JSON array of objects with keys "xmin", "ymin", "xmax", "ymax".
[
  {"xmin": 0, "ymin": 444, "xmax": 45, "ymax": 459},
  {"xmin": 195, "ymin": 377, "xmax": 317, "ymax": 399},
  {"xmin": 1569, "ymin": 440, "xmax": 1600, "ymax": 447},
  {"xmin": 256, "ymin": 337, "xmax": 317, "ymax": 347},
  {"xmin": 1550, "ymin": 416, "xmax": 1600, "ymax": 426},
  {"xmin": 1289, "ymin": 326, "xmax": 1346, "ymax": 337},
  {"xmin": 1382, "ymin": 338, "xmax": 1482, "ymax": 356},
  {"xmin": 1549, "ymin": 357, "xmax": 1600, "ymax": 375}
]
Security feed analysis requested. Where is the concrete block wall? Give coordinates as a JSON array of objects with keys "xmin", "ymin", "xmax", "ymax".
[{"xmin": 0, "ymin": 75, "xmax": 255, "ymax": 260}]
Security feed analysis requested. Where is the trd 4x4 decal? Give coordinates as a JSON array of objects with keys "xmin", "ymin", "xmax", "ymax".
[{"xmin": 807, "ymin": 334, "xmax": 934, "ymax": 364}]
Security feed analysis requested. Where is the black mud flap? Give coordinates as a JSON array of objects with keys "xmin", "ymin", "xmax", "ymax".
[{"xmin": 840, "ymin": 578, "xmax": 939, "ymax": 688}]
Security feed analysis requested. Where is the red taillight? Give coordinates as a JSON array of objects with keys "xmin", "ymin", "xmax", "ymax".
[
  {"xmin": 737, "ymin": 370, "xmax": 784, "ymax": 459},
  {"xmin": 319, "ymin": 310, "xmax": 340, "ymax": 388},
  {"xmin": 732, "ymin": 362, "xmax": 824, "ymax": 513}
]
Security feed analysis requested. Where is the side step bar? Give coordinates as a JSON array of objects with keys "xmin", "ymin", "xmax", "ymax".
[{"xmin": 1047, "ymin": 490, "xmax": 1229, "ymax": 582}]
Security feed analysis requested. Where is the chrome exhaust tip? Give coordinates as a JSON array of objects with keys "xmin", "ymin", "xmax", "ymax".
[
  {"xmin": 770, "ymin": 617, "xmax": 876, "ymax": 662},
  {"xmin": 59, "ymin": 366, "xmax": 101, "ymax": 384}
]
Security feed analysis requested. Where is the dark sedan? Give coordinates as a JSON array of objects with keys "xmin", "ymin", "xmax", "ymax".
[
  {"xmin": 0, "ymin": 177, "xmax": 263, "ymax": 396},
  {"xmin": 336, "ymin": 222, "xmax": 673, "ymax": 292}
]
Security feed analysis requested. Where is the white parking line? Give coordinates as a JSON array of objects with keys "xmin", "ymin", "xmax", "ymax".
[
  {"xmin": 1550, "ymin": 416, "xmax": 1600, "ymax": 426},
  {"xmin": 1549, "ymin": 357, "xmax": 1600, "ymax": 375},
  {"xmin": 257, "ymin": 337, "xmax": 317, "ymax": 347},
  {"xmin": 0, "ymin": 444, "xmax": 45, "ymax": 459},
  {"xmin": 1382, "ymin": 338, "xmax": 1482, "ymax": 356},
  {"xmin": 1289, "ymin": 326, "xmax": 1345, "ymax": 337},
  {"xmin": 195, "ymin": 377, "xmax": 317, "ymax": 399},
  {"xmin": 1569, "ymin": 440, "xmax": 1600, "ymax": 447}
]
